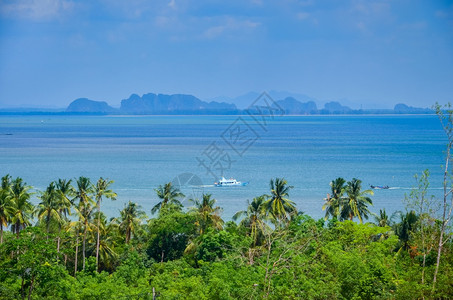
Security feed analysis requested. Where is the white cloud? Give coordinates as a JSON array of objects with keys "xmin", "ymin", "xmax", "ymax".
[
  {"xmin": 203, "ymin": 25, "xmax": 226, "ymax": 39},
  {"xmin": 356, "ymin": 21, "xmax": 367, "ymax": 33},
  {"xmin": 351, "ymin": 0, "xmax": 391, "ymax": 29},
  {"xmin": 250, "ymin": 0, "xmax": 263, "ymax": 5},
  {"xmin": 352, "ymin": 0, "xmax": 390, "ymax": 16},
  {"xmin": 298, "ymin": 0, "xmax": 314, "ymax": 7},
  {"xmin": 155, "ymin": 15, "xmax": 171, "ymax": 27},
  {"xmin": 202, "ymin": 18, "xmax": 260, "ymax": 39},
  {"xmin": 168, "ymin": 0, "xmax": 176, "ymax": 9},
  {"xmin": 400, "ymin": 21, "xmax": 426, "ymax": 31},
  {"xmin": 296, "ymin": 11, "xmax": 310, "ymax": 20},
  {"xmin": 0, "ymin": 0, "xmax": 74, "ymax": 21},
  {"xmin": 436, "ymin": 7, "xmax": 453, "ymax": 20},
  {"xmin": 348, "ymin": 0, "xmax": 393, "ymax": 35}
]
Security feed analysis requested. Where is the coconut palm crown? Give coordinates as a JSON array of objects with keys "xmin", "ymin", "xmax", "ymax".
[
  {"xmin": 265, "ymin": 178, "xmax": 296, "ymax": 223},
  {"xmin": 152, "ymin": 182, "xmax": 185, "ymax": 215}
]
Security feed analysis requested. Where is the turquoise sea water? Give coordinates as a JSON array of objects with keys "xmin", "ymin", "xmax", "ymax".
[{"xmin": 0, "ymin": 114, "xmax": 446, "ymax": 220}]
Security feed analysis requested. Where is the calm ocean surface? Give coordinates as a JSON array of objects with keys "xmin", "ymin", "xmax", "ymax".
[{"xmin": 0, "ymin": 114, "xmax": 446, "ymax": 221}]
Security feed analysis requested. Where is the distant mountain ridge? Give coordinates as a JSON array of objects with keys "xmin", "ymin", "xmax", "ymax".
[
  {"xmin": 211, "ymin": 90, "xmax": 319, "ymax": 109},
  {"xmin": 120, "ymin": 93, "xmax": 237, "ymax": 114},
  {"xmin": 67, "ymin": 98, "xmax": 118, "ymax": 113},
  {"xmin": 393, "ymin": 103, "xmax": 433, "ymax": 114},
  {"xmin": 274, "ymin": 97, "xmax": 318, "ymax": 114},
  {"xmin": 61, "ymin": 92, "xmax": 434, "ymax": 115},
  {"xmin": 65, "ymin": 93, "xmax": 238, "ymax": 115}
]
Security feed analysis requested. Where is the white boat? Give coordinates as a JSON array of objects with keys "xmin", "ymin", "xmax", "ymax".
[
  {"xmin": 214, "ymin": 177, "xmax": 248, "ymax": 187},
  {"xmin": 370, "ymin": 185, "xmax": 390, "ymax": 190}
]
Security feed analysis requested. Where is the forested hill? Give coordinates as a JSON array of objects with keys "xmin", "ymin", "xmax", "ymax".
[
  {"xmin": 62, "ymin": 93, "xmax": 433, "ymax": 115},
  {"xmin": 66, "ymin": 93, "xmax": 239, "ymax": 115},
  {"xmin": 119, "ymin": 93, "xmax": 238, "ymax": 114}
]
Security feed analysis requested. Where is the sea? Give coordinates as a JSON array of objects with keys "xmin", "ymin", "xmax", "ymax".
[{"xmin": 0, "ymin": 114, "xmax": 447, "ymax": 221}]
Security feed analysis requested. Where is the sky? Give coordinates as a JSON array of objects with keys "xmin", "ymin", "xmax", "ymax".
[{"xmin": 0, "ymin": 0, "xmax": 452, "ymax": 109}]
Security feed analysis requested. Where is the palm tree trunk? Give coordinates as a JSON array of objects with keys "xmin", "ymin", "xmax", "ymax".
[
  {"xmin": 46, "ymin": 215, "xmax": 50, "ymax": 241},
  {"xmin": 16, "ymin": 221, "xmax": 20, "ymax": 238},
  {"xmin": 0, "ymin": 224, "xmax": 3, "ymax": 244},
  {"xmin": 82, "ymin": 226, "xmax": 87, "ymax": 270},
  {"xmin": 251, "ymin": 224, "xmax": 257, "ymax": 247},
  {"xmin": 57, "ymin": 225, "xmax": 61, "ymax": 253},
  {"xmin": 27, "ymin": 274, "xmax": 35, "ymax": 300},
  {"xmin": 21, "ymin": 276, "xmax": 25, "ymax": 300},
  {"xmin": 74, "ymin": 232, "xmax": 79, "ymax": 276},
  {"xmin": 96, "ymin": 201, "xmax": 101, "ymax": 272},
  {"xmin": 264, "ymin": 235, "xmax": 273, "ymax": 298}
]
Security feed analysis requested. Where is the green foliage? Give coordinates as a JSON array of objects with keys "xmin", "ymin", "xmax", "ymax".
[
  {"xmin": 323, "ymin": 222, "xmax": 399, "ymax": 299},
  {"xmin": 117, "ymin": 201, "xmax": 146, "ymax": 244},
  {"xmin": 0, "ymin": 175, "xmax": 452, "ymax": 299},
  {"xmin": 233, "ymin": 196, "xmax": 269, "ymax": 247},
  {"xmin": 0, "ymin": 227, "xmax": 73, "ymax": 299},
  {"xmin": 147, "ymin": 208, "xmax": 196, "ymax": 262},
  {"xmin": 393, "ymin": 210, "xmax": 419, "ymax": 250},
  {"xmin": 152, "ymin": 182, "xmax": 185, "ymax": 215},
  {"xmin": 9, "ymin": 177, "xmax": 33, "ymax": 237},
  {"xmin": 322, "ymin": 177, "xmax": 346, "ymax": 220},
  {"xmin": 114, "ymin": 249, "xmax": 150, "ymax": 286},
  {"xmin": 0, "ymin": 175, "xmax": 15, "ymax": 244},
  {"xmin": 189, "ymin": 193, "xmax": 223, "ymax": 235},
  {"xmin": 323, "ymin": 177, "xmax": 374, "ymax": 224},
  {"xmin": 265, "ymin": 178, "xmax": 296, "ymax": 225},
  {"xmin": 196, "ymin": 229, "xmax": 234, "ymax": 262}
]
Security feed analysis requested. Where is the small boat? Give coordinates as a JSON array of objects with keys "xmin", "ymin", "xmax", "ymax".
[
  {"xmin": 214, "ymin": 177, "xmax": 248, "ymax": 187},
  {"xmin": 370, "ymin": 185, "xmax": 390, "ymax": 189}
]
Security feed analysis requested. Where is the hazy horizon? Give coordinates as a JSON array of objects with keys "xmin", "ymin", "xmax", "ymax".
[
  {"xmin": 1, "ymin": 1, "xmax": 452, "ymax": 108},
  {"xmin": 0, "ymin": 89, "xmax": 437, "ymax": 111}
]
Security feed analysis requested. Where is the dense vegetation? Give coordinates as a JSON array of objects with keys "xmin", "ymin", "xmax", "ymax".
[
  {"xmin": 0, "ymin": 174, "xmax": 452, "ymax": 300},
  {"xmin": 1, "ymin": 105, "xmax": 452, "ymax": 299}
]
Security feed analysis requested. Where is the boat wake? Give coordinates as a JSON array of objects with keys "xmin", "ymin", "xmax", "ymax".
[{"xmin": 372, "ymin": 187, "xmax": 444, "ymax": 190}]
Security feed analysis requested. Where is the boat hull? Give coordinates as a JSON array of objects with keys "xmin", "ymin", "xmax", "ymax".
[
  {"xmin": 215, "ymin": 182, "xmax": 248, "ymax": 187},
  {"xmin": 371, "ymin": 185, "xmax": 389, "ymax": 189}
]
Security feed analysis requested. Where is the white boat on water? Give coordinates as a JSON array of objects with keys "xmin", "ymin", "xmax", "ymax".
[{"xmin": 214, "ymin": 177, "xmax": 248, "ymax": 187}]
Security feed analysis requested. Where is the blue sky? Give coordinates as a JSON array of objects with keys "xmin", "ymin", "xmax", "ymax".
[{"xmin": 0, "ymin": 0, "xmax": 452, "ymax": 108}]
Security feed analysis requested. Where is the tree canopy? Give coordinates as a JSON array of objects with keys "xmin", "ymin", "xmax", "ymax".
[{"xmin": 0, "ymin": 175, "xmax": 451, "ymax": 299}]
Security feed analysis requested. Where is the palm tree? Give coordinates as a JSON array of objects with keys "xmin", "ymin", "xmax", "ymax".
[
  {"xmin": 89, "ymin": 212, "xmax": 118, "ymax": 271},
  {"xmin": 341, "ymin": 178, "xmax": 374, "ymax": 223},
  {"xmin": 94, "ymin": 177, "xmax": 117, "ymax": 272},
  {"xmin": 55, "ymin": 179, "xmax": 75, "ymax": 252},
  {"xmin": 265, "ymin": 178, "xmax": 296, "ymax": 224},
  {"xmin": 393, "ymin": 210, "xmax": 418, "ymax": 251},
  {"xmin": 0, "ymin": 175, "xmax": 14, "ymax": 243},
  {"xmin": 35, "ymin": 182, "xmax": 63, "ymax": 239},
  {"xmin": 1, "ymin": 175, "xmax": 11, "ymax": 190},
  {"xmin": 9, "ymin": 177, "xmax": 33, "ymax": 238},
  {"xmin": 67, "ymin": 219, "xmax": 82, "ymax": 275},
  {"xmin": 233, "ymin": 195, "xmax": 269, "ymax": 247},
  {"xmin": 374, "ymin": 209, "xmax": 390, "ymax": 227},
  {"xmin": 55, "ymin": 179, "xmax": 74, "ymax": 219},
  {"xmin": 74, "ymin": 176, "xmax": 95, "ymax": 270},
  {"xmin": 322, "ymin": 177, "xmax": 346, "ymax": 220},
  {"xmin": 118, "ymin": 201, "xmax": 146, "ymax": 244},
  {"xmin": 151, "ymin": 182, "xmax": 185, "ymax": 215},
  {"xmin": 189, "ymin": 193, "xmax": 223, "ymax": 235}
]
